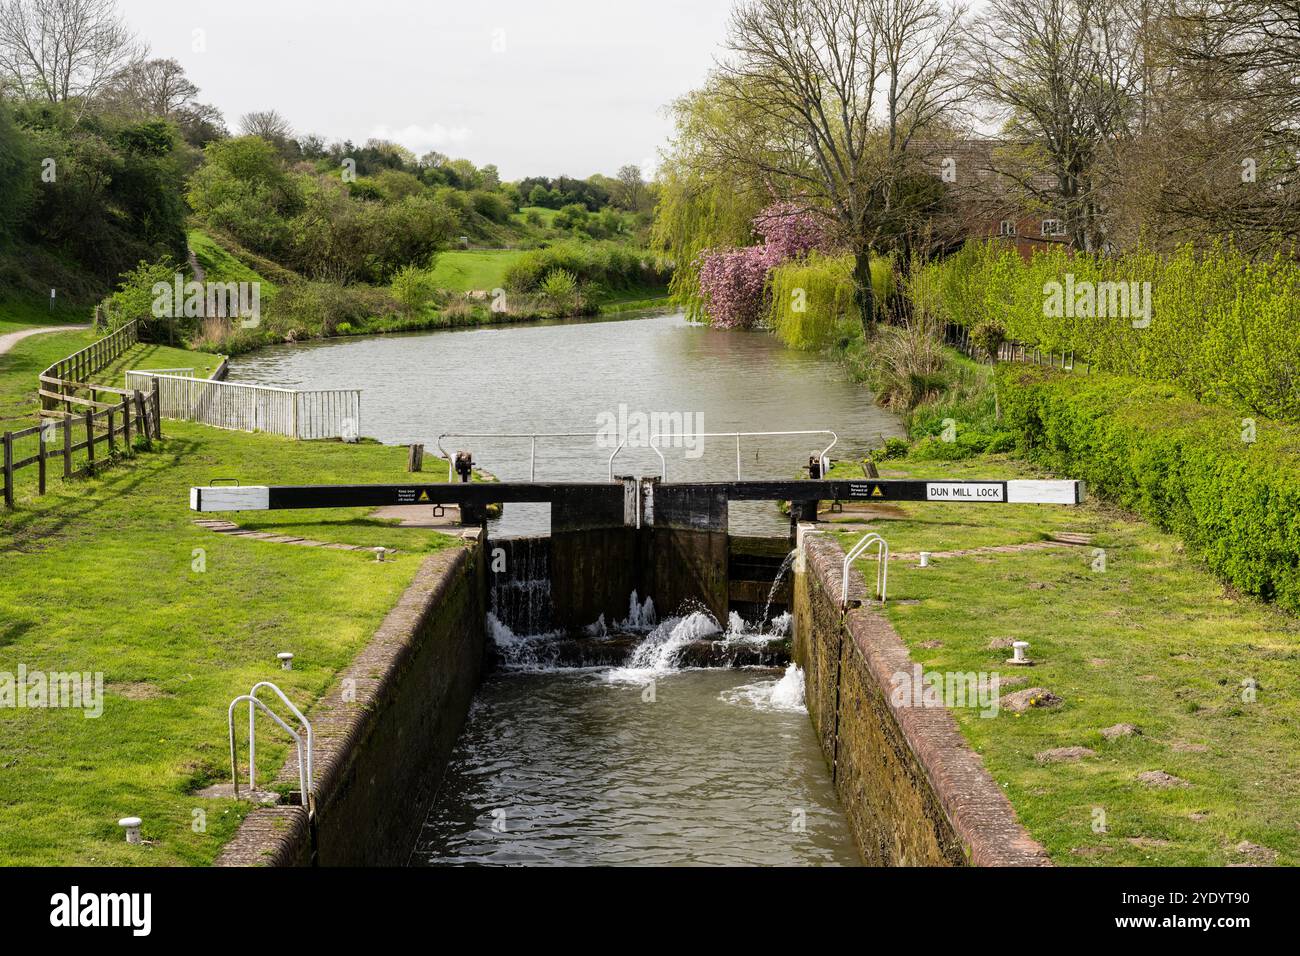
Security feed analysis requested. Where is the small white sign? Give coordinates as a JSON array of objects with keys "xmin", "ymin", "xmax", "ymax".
[{"xmin": 926, "ymin": 482, "xmax": 1004, "ymax": 502}]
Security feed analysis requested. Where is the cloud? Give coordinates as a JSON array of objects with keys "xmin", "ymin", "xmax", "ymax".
[{"xmin": 366, "ymin": 123, "xmax": 472, "ymax": 155}]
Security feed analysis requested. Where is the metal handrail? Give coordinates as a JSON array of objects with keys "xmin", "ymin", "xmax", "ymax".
[
  {"xmin": 435, "ymin": 431, "xmax": 597, "ymax": 482},
  {"xmin": 609, "ymin": 430, "xmax": 840, "ymax": 481},
  {"xmin": 842, "ymin": 532, "xmax": 889, "ymax": 607},
  {"xmin": 250, "ymin": 681, "xmax": 313, "ymax": 799},
  {"xmin": 435, "ymin": 428, "xmax": 839, "ymax": 483}
]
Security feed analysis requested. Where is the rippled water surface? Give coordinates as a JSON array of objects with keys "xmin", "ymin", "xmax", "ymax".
[
  {"xmin": 229, "ymin": 311, "xmax": 902, "ymax": 535},
  {"xmin": 411, "ymin": 669, "xmax": 859, "ymax": 866}
]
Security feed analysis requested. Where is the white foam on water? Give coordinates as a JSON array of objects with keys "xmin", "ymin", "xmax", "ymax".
[
  {"xmin": 719, "ymin": 664, "xmax": 808, "ymax": 714},
  {"xmin": 487, "ymin": 611, "xmax": 568, "ymax": 671},
  {"xmin": 606, "ymin": 611, "xmax": 721, "ymax": 684},
  {"xmin": 619, "ymin": 590, "xmax": 657, "ymax": 631},
  {"xmin": 721, "ymin": 609, "xmax": 792, "ymax": 644}
]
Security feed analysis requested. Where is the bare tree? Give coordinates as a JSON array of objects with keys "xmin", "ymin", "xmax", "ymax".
[
  {"xmin": 239, "ymin": 109, "xmax": 294, "ymax": 146},
  {"xmin": 697, "ymin": 0, "xmax": 968, "ymax": 329},
  {"xmin": 1134, "ymin": 1, "xmax": 1300, "ymax": 248},
  {"xmin": 0, "ymin": 0, "xmax": 140, "ymax": 104},
  {"xmin": 966, "ymin": 0, "xmax": 1140, "ymax": 252}
]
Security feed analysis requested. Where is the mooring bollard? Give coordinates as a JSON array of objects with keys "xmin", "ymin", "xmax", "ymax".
[
  {"xmin": 278, "ymin": 652, "xmax": 294, "ymax": 671},
  {"xmin": 118, "ymin": 817, "xmax": 142, "ymax": 844},
  {"xmin": 1009, "ymin": 641, "xmax": 1032, "ymax": 665},
  {"xmin": 919, "ymin": 551, "xmax": 932, "ymax": 568}
]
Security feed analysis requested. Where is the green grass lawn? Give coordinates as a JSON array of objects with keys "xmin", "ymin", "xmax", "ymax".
[
  {"xmin": 0, "ymin": 423, "xmax": 459, "ymax": 865},
  {"xmin": 829, "ymin": 454, "xmax": 1300, "ymax": 866},
  {"xmin": 429, "ymin": 249, "xmax": 525, "ymax": 292},
  {"xmin": 0, "ymin": 331, "xmax": 224, "ymax": 430}
]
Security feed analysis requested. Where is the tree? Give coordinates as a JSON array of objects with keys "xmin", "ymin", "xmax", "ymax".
[
  {"xmin": 695, "ymin": 0, "xmax": 968, "ymax": 330},
  {"xmin": 238, "ymin": 109, "xmax": 294, "ymax": 147},
  {"xmin": 0, "ymin": 0, "xmax": 141, "ymax": 106},
  {"xmin": 1116, "ymin": 1, "xmax": 1300, "ymax": 250},
  {"xmin": 613, "ymin": 164, "xmax": 648, "ymax": 211},
  {"xmin": 99, "ymin": 57, "xmax": 227, "ymax": 145},
  {"xmin": 966, "ymin": 0, "xmax": 1140, "ymax": 252}
]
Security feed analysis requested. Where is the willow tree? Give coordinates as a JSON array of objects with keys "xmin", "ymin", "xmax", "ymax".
[{"xmin": 673, "ymin": 0, "xmax": 968, "ymax": 331}]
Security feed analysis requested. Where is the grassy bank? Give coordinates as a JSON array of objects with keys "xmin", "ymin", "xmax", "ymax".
[
  {"xmin": 830, "ymin": 452, "xmax": 1299, "ymax": 866},
  {"xmin": 0, "ymin": 330, "xmax": 224, "ymax": 431},
  {"xmin": 0, "ymin": 422, "xmax": 459, "ymax": 865}
]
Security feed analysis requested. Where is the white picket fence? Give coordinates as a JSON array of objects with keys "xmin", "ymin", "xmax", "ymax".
[{"xmin": 125, "ymin": 371, "xmax": 360, "ymax": 440}]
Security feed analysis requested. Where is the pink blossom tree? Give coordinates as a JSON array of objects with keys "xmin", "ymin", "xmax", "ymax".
[{"xmin": 697, "ymin": 202, "xmax": 830, "ymax": 328}]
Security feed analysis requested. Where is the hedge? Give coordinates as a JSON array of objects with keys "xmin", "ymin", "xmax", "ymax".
[{"xmin": 997, "ymin": 364, "xmax": 1300, "ymax": 613}]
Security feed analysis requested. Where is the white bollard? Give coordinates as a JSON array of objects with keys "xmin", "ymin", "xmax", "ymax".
[
  {"xmin": 919, "ymin": 551, "xmax": 932, "ymax": 568},
  {"xmin": 278, "ymin": 652, "xmax": 294, "ymax": 671},
  {"xmin": 119, "ymin": 817, "xmax": 142, "ymax": 844},
  {"xmin": 1009, "ymin": 640, "xmax": 1032, "ymax": 665}
]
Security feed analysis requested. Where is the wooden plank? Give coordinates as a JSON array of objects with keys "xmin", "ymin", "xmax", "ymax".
[
  {"xmin": 37, "ymin": 420, "xmax": 46, "ymax": 495},
  {"xmin": 84, "ymin": 411, "xmax": 95, "ymax": 475},
  {"xmin": 2, "ymin": 431, "xmax": 12, "ymax": 508},
  {"xmin": 134, "ymin": 391, "xmax": 151, "ymax": 450},
  {"xmin": 151, "ymin": 380, "xmax": 162, "ymax": 439},
  {"xmin": 122, "ymin": 395, "xmax": 132, "ymax": 450},
  {"xmin": 63, "ymin": 414, "xmax": 72, "ymax": 478}
]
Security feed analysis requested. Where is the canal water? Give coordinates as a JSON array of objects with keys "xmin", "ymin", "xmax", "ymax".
[
  {"xmin": 229, "ymin": 310, "xmax": 901, "ymax": 535},
  {"xmin": 230, "ymin": 310, "xmax": 902, "ymax": 866}
]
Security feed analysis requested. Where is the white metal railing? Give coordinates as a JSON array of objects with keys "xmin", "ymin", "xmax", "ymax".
[
  {"xmin": 127, "ymin": 371, "xmax": 360, "ymax": 440},
  {"xmin": 227, "ymin": 681, "xmax": 314, "ymax": 813},
  {"xmin": 435, "ymin": 429, "xmax": 839, "ymax": 482},
  {"xmin": 435, "ymin": 431, "xmax": 597, "ymax": 481},
  {"xmin": 609, "ymin": 430, "xmax": 839, "ymax": 481},
  {"xmin": 842, "ymin": 532, "xmax": 889, "ymax": 607}
]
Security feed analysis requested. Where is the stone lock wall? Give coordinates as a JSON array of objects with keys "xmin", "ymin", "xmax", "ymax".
[{"xmin": 793, "ymin": 530, "xmax": 1050, "ymax": 867}]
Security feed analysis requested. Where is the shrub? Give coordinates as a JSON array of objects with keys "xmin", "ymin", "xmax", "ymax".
[
  {"xmin": 390, "ymin": 265, "xmax": 439, "ymax": 314},
  {"xmin": 539, "ymin": 268, "xmax": 579, "ymax": 312},
  {"xmin": 997, "ymin": 364, "xmax": 1300, "ymax": 613},
  {"xmin": 99, "ymin": 257, "xmax": 180, "ymax": 337},
  {"xmin": 870, "ymin": 321, "xmax": 949, "ymax": 411},
  {"xmin": 502, "ymin": 240, "xmax": 665, "ymax": 295},
  {"xmin": 970, "ymin": 319, "xmax": 1007, "ymax": 361},
  {"xmin": 265, "ymin": 281, "xmax": 398, "ymax": 339}
]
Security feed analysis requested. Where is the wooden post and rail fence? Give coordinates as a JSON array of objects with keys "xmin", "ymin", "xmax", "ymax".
[
  {"xmin": 6, "ymin": 315, "xmax": 360, "ymax": 508},
  {"xmin": 2, "ymin": 386, "xmax": 161, "ymax": 508}
]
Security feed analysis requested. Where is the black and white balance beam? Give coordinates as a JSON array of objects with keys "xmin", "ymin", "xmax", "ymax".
[{"xmin": 189, "ymin": 479, "xmax": 1084, "ymax": 513}]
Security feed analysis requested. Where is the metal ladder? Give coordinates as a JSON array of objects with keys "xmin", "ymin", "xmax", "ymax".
[
  {"xmin": 842, "ymin": 532, "xmax": 889, "ymax": 608},
  {"xmin": 227, "ymin": 681, "xmax": 314, "ymax": 814}
]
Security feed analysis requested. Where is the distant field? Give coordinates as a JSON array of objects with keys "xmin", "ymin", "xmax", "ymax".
[
  {"xmin": 513, "ymin": 205, "xmax": 561, "ymax": 226},
  {"xmin": 430, "ymin": 249, "xmax": 525, "ymax": 292}
]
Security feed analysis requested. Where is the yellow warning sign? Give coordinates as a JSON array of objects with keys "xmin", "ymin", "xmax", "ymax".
[
  {"xmin": 417, "ymin": 489, "xmax": 430, "ymax": 502},
  {"xmin": 871, "ymin": 485, "xmax": 883, "ymax": 497}
]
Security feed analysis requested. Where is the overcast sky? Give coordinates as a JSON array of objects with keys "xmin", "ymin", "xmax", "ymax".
[{"xmin": 118, "ymin": 0, "xmax": 735, "ymax": 180}]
